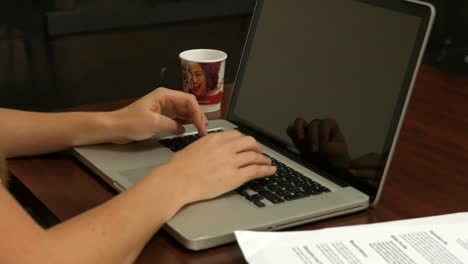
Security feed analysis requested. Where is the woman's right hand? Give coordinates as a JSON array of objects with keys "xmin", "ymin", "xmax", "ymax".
[
  {"xmin": 155, "ymin": 130, "xmax": 276, "ymax": 204},
  {"xmin": 287, "ymin": 118, "xmax": 350, "ymax": 169}
]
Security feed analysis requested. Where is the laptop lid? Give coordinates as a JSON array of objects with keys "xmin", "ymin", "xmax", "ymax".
[{"xmin": 227, "ymin": 0, "xmax": 434, "ymax": 204}]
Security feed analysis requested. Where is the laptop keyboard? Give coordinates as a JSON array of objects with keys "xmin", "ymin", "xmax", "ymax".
[
  {"xmin": 158, "ymin": 129, "xmax": 223, "ymax": 152},
  {"xmin": 158, "ymin": 130, "xmax": 331, "ymax": 208},
  {"xmin": 236, "ymin": 156, "xmax": 330, "ymax": 207}
]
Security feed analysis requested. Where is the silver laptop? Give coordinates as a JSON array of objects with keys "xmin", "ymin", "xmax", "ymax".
[{"xmin": 73, "ymin": 0, "xmax": 434, "ymax": 250}]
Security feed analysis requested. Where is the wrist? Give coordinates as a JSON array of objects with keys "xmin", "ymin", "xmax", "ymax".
[
  {"xmin": 102, "ymin": 110, "xmax": 131, "ymax": 144},
  {"xmin": 67, "ymin": 111, "xmax": 118, "ymax": 147},
  {"xmin": 148, "ymin": 163, "xmax": 193, "ymax": 213}
]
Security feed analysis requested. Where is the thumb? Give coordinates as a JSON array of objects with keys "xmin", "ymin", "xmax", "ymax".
[{"xmin": 157, "ymin": 115, "xmax": 185, "ymax": 134}]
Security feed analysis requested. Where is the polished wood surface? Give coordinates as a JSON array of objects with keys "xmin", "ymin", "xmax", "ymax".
[{"xmin": 7, "ymin": 65, "xmax": 468, "ymax": 263}]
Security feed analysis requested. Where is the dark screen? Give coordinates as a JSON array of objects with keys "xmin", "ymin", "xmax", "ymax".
[{"xmin": 230, "ymin": 0, "xmax": 428, "ymax": 200}]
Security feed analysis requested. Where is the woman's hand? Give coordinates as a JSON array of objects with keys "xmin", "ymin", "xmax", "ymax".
[
  {"xmin": 111, "ymin": 87, "xmax": 208, "ymax": 144},
  {"xmin": 155, "ymin": 130, "xmax": 277, "ymax": 204},
  {"xmin": 287, "ymin": 117, "xmax": 350, "ymax": 169}
]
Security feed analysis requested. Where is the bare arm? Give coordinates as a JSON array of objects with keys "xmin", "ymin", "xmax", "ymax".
[
  {"xmin": 1, "ymin": 132, "xmax": 275, "ymax": 264},
  {"xmin": 0, "ymin": 165, "xmax": 183, "ymax": 264},
  {"xmin": 0, "ymin": 88, "xmax": 276, "ymax": 264},
  {"xmin": 0, "ymin": 87, "xmax": 208, "ymax": 158},
  {"xmin": 0, "ymin": 109, "xmax": 118, "ymax": 157}
]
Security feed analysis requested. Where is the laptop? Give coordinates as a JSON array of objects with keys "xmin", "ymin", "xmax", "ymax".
[{"xmin": 73, "ymin": 0, "xmax": 434, "ymax": 250}]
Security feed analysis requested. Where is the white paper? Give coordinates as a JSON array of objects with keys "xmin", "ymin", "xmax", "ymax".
[{"xmin": 235, "ymin": 213, "xmax": 468, "ymax": 264}]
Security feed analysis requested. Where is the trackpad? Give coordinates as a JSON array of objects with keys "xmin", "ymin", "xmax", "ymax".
[{"xmin": 119, "ymin": 165, "xmax": 155, "ymax": 184}]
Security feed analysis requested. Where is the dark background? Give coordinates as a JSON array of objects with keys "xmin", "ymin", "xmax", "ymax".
[{"xmin": 1, "ymin": 0, "xmax": 467, "ymax": 111}]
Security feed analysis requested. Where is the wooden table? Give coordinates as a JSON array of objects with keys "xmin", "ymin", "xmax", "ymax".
[{"xmin": 7, "ymin": 65, "xmax": 468, "ymax": 263}]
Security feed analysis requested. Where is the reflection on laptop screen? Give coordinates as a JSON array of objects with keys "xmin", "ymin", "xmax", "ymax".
[{"xmin": 230, "ymin": 0, "xmax": 427, "ymax": 200}]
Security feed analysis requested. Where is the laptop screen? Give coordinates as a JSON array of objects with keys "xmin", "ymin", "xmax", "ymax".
[{"xmin": 228, "ymin": 0, "xmax": 432, "ymax": 202}]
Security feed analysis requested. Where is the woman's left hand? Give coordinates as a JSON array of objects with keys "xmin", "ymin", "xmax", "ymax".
[{"xmin": 111, "ymin": 87, "xmax": 208, "ymax": 144}]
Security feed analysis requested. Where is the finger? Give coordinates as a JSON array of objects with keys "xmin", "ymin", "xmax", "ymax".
[
  {"xmin": 158, "ymin": 89, "xmax": 207, "ymax": 135},
  {"xmin": 154, "ymin": 88, "xmax": 191, "ymax": 119},
  {"xmin": 230, "ymin": 136, "xmax": 262, "ymax": 154},
  {"xmin": 294, "ymin": 118, "xmax": 307, "ymax": 141},
  {"xmin": 322, "ymin": 118, "xmax": 346, "ymax": 144},
  {"xmin": 156, "ymin": 115, "xmax": 185, "ymax": 134},
  {"xmin": 202, "ymin": 115, "xmax": 209, "ymax": 135},
  {"xmin": 236, "ymin": 152, "xmax": 272, "ymax": 168},
  {"xmin": 318, "ymin": 118, "xmax": 337, "ymax": 149},
  {"xmin": 307, "ymin": 119, "xmax": 320, "ymax": 152},
  {"xmin": 239, "ymin": 165, "xmax": 277, "ymax": 181},
  {"xmin": 287, "ymin": 118, "xmax": 307, "ymax": 150},
  {"xmin": 186, "ymin": 97, "xmax": 208, "ymax": 136},
  {"xmin": 287, "ymin": 125, "xmax": 302, "ymax": 151}
]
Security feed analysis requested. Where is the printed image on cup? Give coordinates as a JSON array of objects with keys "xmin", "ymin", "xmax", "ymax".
[{"xmin": 179, "ymin": 49, "xmax": 227, "ymax": 113}]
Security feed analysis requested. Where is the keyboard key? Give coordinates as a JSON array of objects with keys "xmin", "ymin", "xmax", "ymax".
[
  {"xmin": 284, "ymin": 192, "xmax": 309, "ymax": 201},
  {"xmin": 159, "ymin": 132, "xmax": 213, "ymax": 152},
  {"xmin": 253, "ymin": 200, "xmax": 266, "ymax": 208},
  {"xmin": 258, "ymin": 190, "xmax": 285, "ymax": 204},
  {"xmin": 162, "ymin": 133, "xmax": 330, "ymax": 208}
]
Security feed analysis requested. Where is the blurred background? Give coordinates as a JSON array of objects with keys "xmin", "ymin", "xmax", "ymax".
[{"xmin": 1, "ymin": 0, "xmax": 467, "ymax": 111}]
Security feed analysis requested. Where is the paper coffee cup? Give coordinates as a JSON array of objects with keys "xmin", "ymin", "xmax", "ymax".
[{"xmin": 179, "ymin": 49, "xmax": 227, "ymax": 112}]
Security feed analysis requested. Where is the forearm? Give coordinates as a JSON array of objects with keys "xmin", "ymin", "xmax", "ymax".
[
  {"xmin": 0, "ymin": 108, "xmax": 120, "ymax": 158},
  {"xmin": 44, "ymin": 165, "xmax": 184, "ymax": 264}
]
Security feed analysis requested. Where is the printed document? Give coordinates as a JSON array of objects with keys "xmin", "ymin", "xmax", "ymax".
[{"xmin": 235, "ymin": 213, "xmax": 468, "ymax": 264}]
